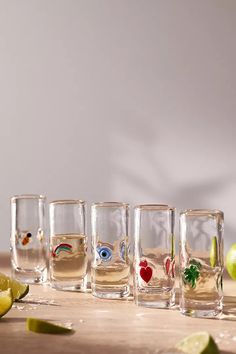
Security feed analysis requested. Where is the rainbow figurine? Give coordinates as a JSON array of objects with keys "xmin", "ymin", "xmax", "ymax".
[{"xmin": 52, "ymin": 243, "xmax": 72, "ymax": 258}]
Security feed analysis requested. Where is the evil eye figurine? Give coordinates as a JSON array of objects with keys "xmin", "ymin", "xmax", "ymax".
[{"xmin": 97, "ymin": 246, "xmax": 112, "ymax": 262}]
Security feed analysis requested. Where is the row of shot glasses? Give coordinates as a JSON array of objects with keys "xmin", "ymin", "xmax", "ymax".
[{"xmin": 10, "ymin": 195, "xmax": 224, "ymax": 318}]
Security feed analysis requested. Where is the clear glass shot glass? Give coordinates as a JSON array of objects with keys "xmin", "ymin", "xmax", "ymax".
[
  {"xmin": 134, "ymin": 204, "xmax": 175, "ymax": 308},
  {"xmin": 91, "ymin": 202, "xmax": 130, "ymax": 299},
  {"xmin": 10, "ymin": 194, "xmax": 47, "ymax": 283},
  {"xmin": 179, "ymin": 209, "xmax": 224, "ymax": 318},
  {"xmin": 49, "ymin": 200, "xmax": 88, "ymax": 291}
]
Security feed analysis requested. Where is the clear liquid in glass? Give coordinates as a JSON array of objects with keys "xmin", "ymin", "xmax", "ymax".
[
  {"xmin": 135, "ymin": 248, "xmax": 175, "ymax": 308},
  {"xmin": 50, "ymin": 234, "xmax": 88, "ymax": 291},
  {"xmin": 91, "ymin": 239, "xmax": 130, "ymax": 298}
]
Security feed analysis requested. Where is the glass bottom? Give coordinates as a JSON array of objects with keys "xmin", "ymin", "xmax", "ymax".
[
  {"xmin": 12, "ymin": 267, "xmax": 47, "ymax": 284},
  {"xmin": 135, "ymin": 288, "xmax": 175, "ymax": 308},
  {"xmin": 92, "ymin": 284, "xmax": 130, "ymax": 299},
  {"xmin": 180, "ymin": 297, "xmax": 223, "ymax": 318},
  {"xmin": 50, "ymin": 277, "xmax": 87, "ymax": 292}
]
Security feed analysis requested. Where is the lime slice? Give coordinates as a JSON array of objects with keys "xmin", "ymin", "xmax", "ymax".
[
  {"xmin": 0, "ymin": 289, "xmax": 14, "ymax": 318},
  {"xmin": 226, "ymin": 243, "xmax": 236, "ymax": 280},
  {"xmin": 0, "ymin": 272, "xmax": 29, "ymax": 300},
  {"xmin": 210, "ymin": 236, "xmax": 218, "ymax": 267},
  {"xmin": 176, "ymin": 332, "xmax": 219, "ymax": 354},
  {"xmin": 27, "ymin": 318, "xmax": 74, "ymax": 334}
]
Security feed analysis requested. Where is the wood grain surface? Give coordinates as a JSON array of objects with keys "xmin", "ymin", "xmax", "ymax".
[{"xmin": 1, "ymin": 252, "xmax": 236, "ymax": 354}]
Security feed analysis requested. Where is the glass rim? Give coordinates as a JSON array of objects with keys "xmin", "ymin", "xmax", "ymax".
[
  {"xmin": 50, "ymin": 199, "xmax": 86, "ymax": 205},
  {"xmin": 11, "ymin": 194, "xmax": 46, "ymax": 202},
  {"xmin": 180, "ymin": 208, "xmax": 224, "ymax": 216},
  {"xmin": 92, "ymin": 201, "xmax": 129, "ymax": 208},
  {"xmin": 134, "ymin": 204, "xmax": 175, "ymax": 211}
]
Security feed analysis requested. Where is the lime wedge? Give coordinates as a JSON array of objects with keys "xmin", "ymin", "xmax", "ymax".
[
  {"xmin": 176, "ymin": 332, "xmax": 219, "ymax": 354},
  {"xmin": 210, "ymin": 236, "xmax": 218, "ymax": 267},
  {"xmin": 0, "ymin": 272, "xmax": 29, "ymax": 300},
  {"xmin": 27, "ymin": 318, "xmax": 74, "ymax": 334},
  {"xmin": 226, "ymin": 243, "xmax": 236, "ymax": 280},
  {"xmin": 0, "ymin": 289, "xmax": 14, "ymax": 318}
]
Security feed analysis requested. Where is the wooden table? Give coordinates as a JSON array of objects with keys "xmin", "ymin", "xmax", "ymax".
[{"xmin": 1, "ymin": 252, "xmax": 236, "ymax": 354}]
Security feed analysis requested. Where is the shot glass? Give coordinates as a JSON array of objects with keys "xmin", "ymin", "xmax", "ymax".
[
  {"xmin": 10, "ymin": 194, "xmax": 47, "ymax": 284},
  {"xmin": 134, "ymin": 204, "xmax": 175, "ymax": 308},
  {"xmin": 49, "ymin": 200, "xmax": 88, "ymax": 291},
  {"xmin": 91, "ymin": 202, "xmax": 130, "ymax": 299},
  {"xmin": 179, "ymin": 209, "xmax": 224, "ymax": 318}
]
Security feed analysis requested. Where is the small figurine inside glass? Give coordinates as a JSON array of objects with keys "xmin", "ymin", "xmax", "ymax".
[
  {"xmin": 49, "ymin": 200, "xmax": 88, "ymax": 292},
  {"xmin": 10, "ymin": 194, "xmax": 47, "ymax": 284},
  {"xmin": 179, "ymin": 209, "xmax": 224, "ymax": 318},
  {"xmin": 134, "ymin": 204, "xmax": 176, "ymax": 308},
  {"xmin": 91, "ymin": 202, "xmax": 130, "ymax": 299}
]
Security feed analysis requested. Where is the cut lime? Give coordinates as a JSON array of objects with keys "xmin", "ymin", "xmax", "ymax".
[
  {"xmin": 210, "ymin": 236, "xmax": 218, "ymax": 267},
  {"xmin": 226, "ymin": 243, "xmax": 236, "ymax": 280},
  {"xmin": 0, "ymin": 272, "xmax": 29, "ymax": 300},
  {"xmin": 27, "ymin": 318, "xmax": 74, "ymax": 334},
  {"xmin": 176, "ymin": 332, "xmax": 219, "ymax": 354},
  {"xmin": 0, "ymin": 289, "xmax": 14, "ymax": 318}
]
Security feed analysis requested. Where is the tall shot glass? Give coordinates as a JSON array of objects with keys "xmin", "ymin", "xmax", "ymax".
[
  {"xmin": 179, "ymin": 209, "xmax": 224, "ymax": 318},
  {"xmin": 91, "ymin": 202, "xmax": 130, "ymax": 299},
  {"xmin": 10, "ymin": 194, "xmax": 47, "ymax": 283},
  {"xmin": 134, "ymin": 205, "xmax": 175, "ymax": 308},
  {"xmin": 49, "ymin": 200, "xmax": 88, "ymax": 291}
]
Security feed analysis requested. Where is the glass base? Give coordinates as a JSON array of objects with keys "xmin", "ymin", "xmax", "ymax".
[
  {"xmin": 135, "ymin": 288, "xmax": 175, "ymax": 308},
  {"xmin": 12, "ymin": 267, "xmax": 47, "ymax": 284},
  {"xmin": 180, "ymin": 298, "xmax": 223, "ymax": 318},
  {"xmin": 50, "ymin": 278, "xmax": 87, "ymax": 292},
  {"xmin": 92, "ymin": 284, "xmax": 130, "ymax": 299}
]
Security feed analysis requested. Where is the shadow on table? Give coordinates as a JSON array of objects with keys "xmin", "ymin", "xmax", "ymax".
[
  {"xmin": 220, "ymin": 295, "xmax": 236, "ymax": 322},
  {"xmin": 156, "ymin": 350, "xmax": 232, "ymax": 354},
  {"xmin": 223, "ymin": 296, "xmax": 236, "ymax": 315},
  {"xmin": 171, "ymin": 295, "xmax": 236, "ymax": 322},
  {"xmin": 0, "ymin": 317, "xmax": 26, "ymax": 323},
  {"xmin": 17, "ymin": 299, "xmax": 60, "ymax": 306}
]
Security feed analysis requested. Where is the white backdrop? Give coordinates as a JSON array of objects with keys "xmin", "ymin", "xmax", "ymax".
[{"xmin": 0, "ymin": 0, "xmax": 236, "ymax": 251}]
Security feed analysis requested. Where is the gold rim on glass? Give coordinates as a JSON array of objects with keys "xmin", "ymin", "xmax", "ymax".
[
  {"xmin": 134, "ymin": 204, "xmax": 175, "ymax": 211},
  {"xmin": 50, "ymin": 200, "xmax": 85, "ymax": 205},
  {"xmin": 180, "ymin": 209, "xmax": 223, "ymax": 217},
  {"xmin": 92, "ymin": 202, "xmax": 129, "ymax": 208},
  {"xmin": 11, "ymin": 194, "xmax": 46, "ymax": 202}
]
